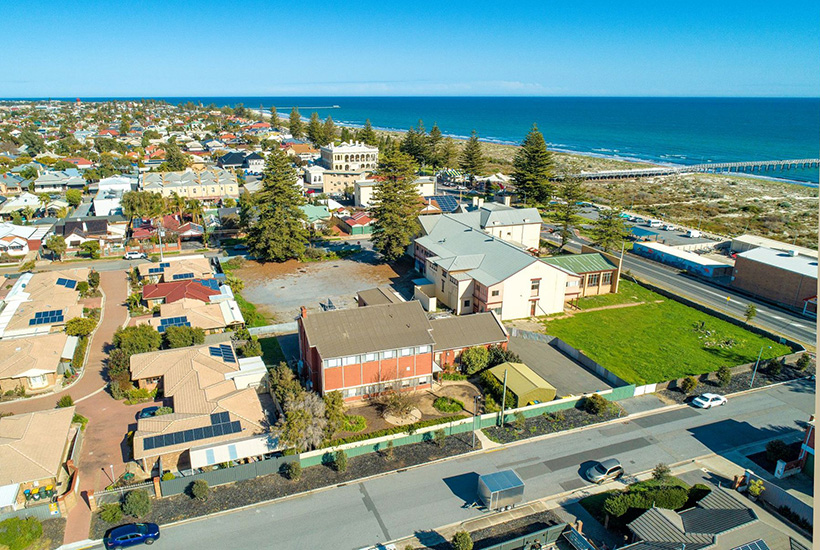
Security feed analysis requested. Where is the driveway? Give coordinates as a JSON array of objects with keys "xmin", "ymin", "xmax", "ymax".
[{"xmin": 508, "ymin": 336, "xmax": 613, "ymax": 397}]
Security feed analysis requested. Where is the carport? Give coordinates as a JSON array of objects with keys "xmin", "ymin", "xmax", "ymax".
[{"xmin": 489, "ymin": 362, "xmax": 556, "ymax": 407}]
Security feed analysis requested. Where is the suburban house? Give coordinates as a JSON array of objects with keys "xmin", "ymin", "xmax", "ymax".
[
  {"xmin": 541, "ymin": 251, "xmax": 621, "ymax": 299},
  {"xmin": 129, "ymin": 343, "xmax": 270, "ymax": 473},
  {"xmin": 92, "ymin": 175, "xmax": 136, "ymax": 216},
  {"xmin": 320, "ymin": 141, "xmax": 378, "ymax": 172},
  {"xmin": 731, "ymin": 247, "xmax": 818, "ymax": 314},
  {"xmin": 0, "ymin": 268, "xmax": 89, "ymax": 338},
  {"xmin": 140, "ymin": 168, "xmax": 239, "ymax": 203},
  {"xmin": 33, "ymin": 170, "xmax": 85, "ymax": 193},
  {"xmin": 0, "ymin": 172, "xmax": 25, "ymax": 194},
  {"xmin": 0, "ymin": 332, "xmax": 77, "ymax": 394},
  {"xmin": 336, "ymin": 212, "xmax": 373, "ymax": 235},
  {"xmin": 298, "ymin": 301, "xmax": 508, "ymax": 400},
  {"xmin": 354, "ymin": 176, "xmax": 436, "ymax": 208},
  {"xmin": 136, "ymin": 256, "xmax": 214, "ymax": 283},
  {"xmin": 61, "ymin": 157, "xmax": 94, "ymax": 170},
  {"xmin": 52, "ymin": 217, "xmax": 127, "ymax": 255},
  {"xmin": 137, "ymin": 297, "xmax": 244, "ymax": 334},
  {"xmin": 0, "ymin": 193, "xmax": 44, "ymax": 218},
  {"xmin": 300, "ymin": 204, "xmax": 331, "ymax": 229},
  {"xmin": 217, "ymin": 152, "xmax": 265, "ymax": 173},
  {"xmin": 0, "ymin": 222, "xmax": 48, "ymax": 258},
  {"xmin": 284, "ymin": 143, "xmax": 320, "ymax": 163},
  {"xmin": 141, "ymin": 278, "xmax": 231, "ymax": 307},
  {"xmin": 414, "ymin": 213, "xmax": 577, "ymax": 320},
  {"xmin": 0, "ymin": 407, "xmax": 78, "ymax": 514}
]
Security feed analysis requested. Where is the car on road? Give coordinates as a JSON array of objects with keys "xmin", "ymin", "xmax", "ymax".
[
  {"xmin": 585, "ymin": 458, "xmax": 624, "ymax": 484},
  {"xmin": 691, "ymin": 393, "xmax": 727, "ymax": 409},
  {"xmin": 123, "ymin": 252, "xmax": 147, "ymax": 260},
  {"xmin": 104, "ymin": 523, "xmax": 160, "ymax": 549},
  {"xmin": 232, "ymin": 243, "xmax": 249, "ymax": 251},
  {"xmin": 136, "ymin": 406, "xmax": 160, "ymax": 420}
]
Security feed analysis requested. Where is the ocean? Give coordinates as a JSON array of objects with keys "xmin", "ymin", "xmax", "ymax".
[{"xmin": 81, "ymin": 96, "xmax": 820, "ymax": 184}]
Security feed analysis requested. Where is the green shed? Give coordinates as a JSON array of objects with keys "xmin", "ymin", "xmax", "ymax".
[{"xmin": 489, "ymin": 362, "xmax": 556, "ymax": 407}]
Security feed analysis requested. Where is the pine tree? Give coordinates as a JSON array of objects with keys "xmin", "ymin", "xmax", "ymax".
[
  {"xmin": 269, "ymin": 105, "xmax": 278, "ymax": 127},
  {"xmin": 553, "ymin": 175, "xmax": 586, "ymax": 250},
  {"xmin": 400, "ymin": 122, "xmax": 430, "ymax": 167},
  {"xmin": 322, "ymin": 116, "xmax": 336, "ymax": 145},
  {"xmin": 459, "ymin": 130, "xmax": 485, "ymax": 186},
  {"xmin": 307, "ymin": 112, "xmax": 323, "ymax": 145},
  {"xmin": 246, "ymin": 149, "xmax": 309, "ymax": 262},
  {"xmin": 512, "ymin": 124, "xmax": 554, "ymax": 205},
  {"xmin": 371, "ymin": 151, "xmax": 420, "ymax": 262},
  {"xmin": 438, "ymin": 137, "xmax": 459, "ymax": 168},
  {"xmin": 592, "ymin": 206, "xmax": 629, "ymax": 252},
  {"xmin": 289, "ymin": 107, "xmax": 304, "ymax": 138},
  {"xmin": 357, "ymin": 119, "xmax": 377, "ymax": 145},
  {"xmin": 428, "ymin": 123, "xmax": 443, "ymax": 168},
  {"xmin": 340, "ymin": 127, "xmax": 352, "ymax": 142}
]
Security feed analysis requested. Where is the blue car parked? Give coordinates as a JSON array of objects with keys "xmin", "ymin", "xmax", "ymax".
[
  {"xmin": 104, "ymin": 522, "xmax": 160, "ymax": 549},
  {"xmin": 136, "ymin": 406, "xmax": 160, "ymax": 420}
]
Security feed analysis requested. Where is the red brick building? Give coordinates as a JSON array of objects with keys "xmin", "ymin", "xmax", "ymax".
[{"xmin": 298, "ymin": 301, "xmax": 507, "ymax": 400}]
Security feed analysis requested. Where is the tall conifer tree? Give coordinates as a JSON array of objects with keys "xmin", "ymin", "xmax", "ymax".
[
  {"xmin": 511, "ymin": 124, "xmax": 554, "ymax": 205},
  {"xmin": 371, "ymin": 151, "xmax": 419, "ymax": 262}
]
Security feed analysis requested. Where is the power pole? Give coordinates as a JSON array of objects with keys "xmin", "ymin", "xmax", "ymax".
[{"xmin": 499, "ymin": 368, "xmax": 508, "ymax": 426}]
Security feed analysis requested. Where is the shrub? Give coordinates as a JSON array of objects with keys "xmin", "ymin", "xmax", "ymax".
[
  {"xmin": 582, "ymin": 393, "xmax": 609, "ymax": 415},
  {"xmin": 766, "ymin": 358, "xmax": 782, "ymax": 376},
  {"xmin": 100, "ymin": 503, "xmax": 123, "ymax": 523},
  {"xmin": 451, "ymin": 531, "xmax": 473, "ymax": 550},
  {"xmin": 72, "ymin": 413, "xmax": 89, "ymax": 431},
  {"xmin": 460, "ymin": 346, "xmax": 490, "ymax": 374},
  {"xmin": 72, "ymin": 335, "xmax": 89, "ymax": 371},
  {"xmin": 766, "ymin": 439, "xmax": 792, "ymax": 463},
  {"xmin": 65, "ymin": 317, "xmax": 97, "ymax": 337},
  {"xmin": 439, "ymin": 372, "xmax": 468, "ymax": 381},
  {"xmin": 512, "ymin": 412, "xmax": 526, "ymax": 431},
  {"xmin": 383, "ymin": 439, "xmax": 394, "ymax": 459},
  {"xmin": 434, "ymin": 429, "xmax": 446, "ymax": 447},
  {"xmin": 716, "ymin": 366, "xmax": 732, "ymax": 387},
  {"xmin": 603, "ymin": 495, "xmax": 628, "ymax": 518},
  {"xmin": 478, "ymin": 370, "xmax": 515, "ymax": 408},
  {"xmin": 161, "ymin": 472, "xmax": 175, "ymax": 481},
  {"xmin": 328, "ymin": 416, "xmax": 463, "ymax": 447},
  {"xmin": 545, "ymin": 411, "xmax": 565, "ymax": 422},
  {"xmin": 122, "ymin": 489, "xmax": 151, "ymax": 517},
  {"xmin": 483, "ymin": 394, "xmax": 500, "ymax": 413},
  {"xmin": 155, "ymin": 407, "xmax": 173, "ymax": 416},
  {"xmin": 652, "ymin": 463, "xmax": 671, "ymax": 482},
  {"xmin": 795, "ymin": 353, "xmax": 812, "ymax": 371},
  {"xmin": 334, "ymin": 450, "xmax": 348, "ymax": 472},
  {"xmin": 433, "ymin": 396, "xmax": 464, "ymax": 413},
  {"xmin": 76, "ymin": 281, "xmax": 90, "ymax": 296},
  {"xmin": 747, "ymin": 479, "xmax": 765, "ymax": 498},
  {"xmin": 125, "ymin": 387, "xmax": 154, "ymax": 404},
  {"xmin": 341, "ymin": 414, "xmax": 366, "ymax": 433},
  {"xmin": 191, "ymin": 479, "xmax": 209, "ymax": 501},
  {"xmin": 283, "ymin": 461, "xmax": 302, "ymax": 481},
  {"xmin": 603, "ymin": 486, "xmax": 688, "ymax": 518},
  {"xmin": 487, "ymin": 345, "xmax": 521, "ymax": 367},
  {"xmin": 0, "ymin": 517, "xmax": 43, "ymax": 550},
  {"xmin": 57, "ymin": 395, "xmax": 74, "ymax": 408},
  {"xmin": 679, "ymin": 376, "xmax": 698, "ymax": 394}
]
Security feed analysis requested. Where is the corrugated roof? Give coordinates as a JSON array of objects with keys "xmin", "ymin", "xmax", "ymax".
[
  {"xmin": 736, "ymin": 247, "xmax": 818, "ymax": 278},
  {"xmin": 300, "ymin": 301, "xmax": 435, "ymax": 359},
  {"xmin": 357, "ymin": 287, "xmax": 404, "ymax": 306},
  {"xmin": 541, "ymin": 253, "xmax": 617, "ymax": 274},
  {"xmin": 488, "ymin": 362, "xmax": 556, "ymax": 397},
  {"xmin": 628, "ymin": 507, "xmax": 713, "ymax": 548},
  {"xmin": 430, "ymin": 313, "xmax": 507, "ymax": 351}
]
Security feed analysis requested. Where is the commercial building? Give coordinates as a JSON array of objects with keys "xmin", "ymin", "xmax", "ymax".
[
  {"xmin": 633, "ymin": 241, "xmax": 733, "ymax": 278},
  {"xmin": 354, "ymin": 176, "xmax": 436, "ymax": 208},
  {"xmin": 141, "ymin": 168, "xmax": 239, "ymax": 203},
  {"xmin": 320, "ymin": 141, "xmax": 378, "ymax": 172},
  {"xmin": 129, "ymin": 342, "xmax": 270, "ymax": 472},
  {"xmin": 298, "ymin": 301, "xmax": 508, "ymax": 399},
  {"xmin": 731, "ymin": 247, "xmax": 818, "ymax": 313},
  {"xmin": 730, "ymin": 234, "xmax": 817, "ymax": 259}
]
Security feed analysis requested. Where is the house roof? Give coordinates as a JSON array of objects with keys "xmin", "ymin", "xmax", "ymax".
[
  {"xmin": 0, "ymin": 268, "xmax": 88, "ymax": 337},
  {"xmin": 0, "ymin": 332, "xmax": 69, "ymax": 380},
  {"xmin": 137, "ymin": 256, "xmax": 213, "ymax": 282},
  {"xmin": 142, "ymin": 280, "xmax": 221, "ymax": 304},
  {"xmin": 0, "ymin": 407, "xmax": 75, "ymax": 485},
  {"xmin": 300, "ymin": 204, "xmax": 331, "ymax": 223},
  {"xmin": 141, "ymin": 298, "xmax": 243, "ymax": 332},
  {"xmin": 300, "ymin": 301, "xmax": 435, "ymax": 359},
  {"xmin": 430, "ymin": 313, "xmax": 507, "ymax": 351},
  {"xmin": 541, "ymin": 253, "xmax": 617, "ymax": 274},
  {"xmin": 356, "ymin": 287, "xmax": 404, "ymax": 306}
]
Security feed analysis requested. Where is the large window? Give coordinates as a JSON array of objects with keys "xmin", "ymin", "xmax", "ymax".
[
  {"xmin": 28, "ymin": 375, "xmax": 48, "ymax": 388},
  {"xmin": 381, "ymin": 350, "xmax": 395, "ymax": 360},
  {"xmin": 588, "ymin": 273, "xmax": 600, "ymax": 286},
  {"xmin": 602, "ymin": 272, "xmax": 612, "ymax": 285},
  {"xmin": 364, "ymin": 353, "xmax": 377, "ymax": 362},
  {"xmin": 326, "ymin": 358, "xmax": 341, "ymax": 368},
  {"xmin": 417, "ymin": 345, "xmax": 431, "ymax": 354},
  {"xmin": 400, "ymin": 347, "xmax": 413, "ymax": 357},
  {"xmin": 342, "ymin": 355, "xmax": 358, "ymax": 366}
]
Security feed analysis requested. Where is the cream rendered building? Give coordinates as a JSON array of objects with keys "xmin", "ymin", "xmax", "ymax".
[
  {"xmin": 141, "ymin": 168, "xmax": 239, "ymax": 203},
  {"xmin": 320, "ymin": 141, "xmax": 379, "ymax": 172}
]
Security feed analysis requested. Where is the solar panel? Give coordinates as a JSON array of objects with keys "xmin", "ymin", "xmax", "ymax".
[
  {"xmin": 428, "ymin": 195, "xmax": 459, "ymax": 212},
  {"xmin": 732, "ymin": 541, "xmax": 771, "ymax": 550},
  {"xmin": 220, "ymin": 344, "xmax": 236, "ymax": 363},
  {"xmin": 160, "ymin": 262, "xmax": 171, "ymax": 268},
  {"xmin": 196, "ymin": 279, "xmax": 219, "ymax": 291},
  {"xmin": 209, "ymin": 346, "xmax": 221, "ymax": 357},
  {"xmin": 148, "ymin": 267, "xmax": 164, "ymax": 274},
  {"xmin": 64, "ymin": 279, "xmax": 77, "ymax": 289},
  {"xmin": 173, "ymin": 272, "xmax": 195, "ymax": 280},
  {"xmin": 29, "ymin": 309, "xmax": 64, "ymax": 325}
]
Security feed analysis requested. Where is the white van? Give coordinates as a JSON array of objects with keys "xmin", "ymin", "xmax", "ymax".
[{"xmin": 648, "ymin": 220, "xmax": 663, "ymax": 228}]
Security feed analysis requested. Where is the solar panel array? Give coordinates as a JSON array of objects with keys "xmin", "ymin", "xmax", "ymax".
[
  {"xmin": 429, "ymin": 195, "xmax": 459, "ymax": 213},
  {"xmin": 195, "ymin": 279, "xmax": 219, "ymax": 291},
  {"xmin": 156, "ymin": 316, "xmax": 191, "ymax": 333},
  {"xmin": 147, "ymin": 262, "xmax": 172, "ymax": 275},
  {"xmin": 29, "ymin": 309, "xmax": 65, "ymax": 326},
  {"xmin": 55, "ymin": 277, "xmax": 78, "ymax": 289},
  {"xmin": 209, "ymin": 344, "xmax": 236, "ymax": 363},
  {"xmin": 732, "ymin": 541, "xmax": 770, "ymax": 550},
  {"xmin": 142, "ymin": 411, "xmax": 241, "ymax": 451},
  {"xmin": 173, "ymin": 273, "xmax": 195, "ymax": 280}
]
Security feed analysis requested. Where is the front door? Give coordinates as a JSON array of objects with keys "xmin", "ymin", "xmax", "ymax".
[{"xmin": 530, "ymin": 300, "xmax": 537, "ymax": 316}]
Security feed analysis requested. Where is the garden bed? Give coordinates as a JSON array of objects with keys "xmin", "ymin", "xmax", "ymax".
[
  {"xmin": 482, "ymin": 404, "xmax": 624, "ymax": 445},
  {"xmin": 746, "ymin": 440, "xmax": 803, "ymax": 474},
  {"xmin": 422, "ymin": 509, "xmax": 565, "ymax": 550},
  {"xmin": 658, "ymin": 364, "xmax": 814, "ymax": 405},
  {"xmin": 90, "ymin": 432, "xmax": 480, "ymax": 538}
]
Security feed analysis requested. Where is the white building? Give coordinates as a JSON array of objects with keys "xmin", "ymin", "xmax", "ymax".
[
  {"xmin": 320, "ymin": 141, "xmax": 378, "ymax": 172},
  {"xmin": 354, "ymin": 176, "xmax": 437, "ymax": 207},
  {"xmin": 93, "ymin": 175, "xmax": 136, "ymax": 217},
  {"xmin": 303, "ymin": 165, "xmax": 326, "ymax": 189}
]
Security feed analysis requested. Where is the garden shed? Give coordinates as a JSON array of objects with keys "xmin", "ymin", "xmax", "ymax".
[{"xmin": 489, "ymin": 362, "xmax": 556, "ymax": 407}]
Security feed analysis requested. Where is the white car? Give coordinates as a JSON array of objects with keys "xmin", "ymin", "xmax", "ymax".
[
  {"xmin": 692, "ymin": 393, "xmax": 727, "ymax": 409},
  {"xmin": 123, "ymin": 251, "xmax": 147, "ymax": 260}
]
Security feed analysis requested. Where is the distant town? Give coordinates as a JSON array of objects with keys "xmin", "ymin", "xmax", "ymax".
[{"xmin": 0, "ymin": 98, "xmax": 814, "ymax": 550}]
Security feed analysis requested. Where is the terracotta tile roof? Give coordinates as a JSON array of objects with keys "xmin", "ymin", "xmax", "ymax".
[
  {"xmin": 0, "ymin": 407, "xmax": 75, "ymax": 484},
  {"xmin": 0, "ymin": 332, "xmax": 69, "ymax": 380},
  {"xmin": 142, "ymin": 280, "xmax": 220, "ymax": 304}
]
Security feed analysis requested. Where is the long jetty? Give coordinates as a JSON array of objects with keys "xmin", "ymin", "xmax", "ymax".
[{"xmin": 579, "ymin": 158, "xmax": 820, "ymax": 180}]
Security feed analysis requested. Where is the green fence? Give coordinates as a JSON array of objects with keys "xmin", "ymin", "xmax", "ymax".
[
  {"xmin": 482, "ymin": 523, "xmax": 567, "ymax": 550},
  {"xmin": 160, "ymin": 455, "xmax": 297, "ymax": 496}
]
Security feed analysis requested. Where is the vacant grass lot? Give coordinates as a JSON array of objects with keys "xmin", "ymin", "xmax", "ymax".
[
  {"xmin": 576, "ymin": 280, "xmax": 659, "ymax": 310},
  {"xmin": 544, "ymin": 290, "xmax": 792, "ymax": 385},
  {"xmin": 259, "ymin": 337, "xmax": 286, "ymax": 366}
]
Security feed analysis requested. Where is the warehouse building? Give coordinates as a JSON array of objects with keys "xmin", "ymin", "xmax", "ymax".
[
  {"xmin": 633, "ymin": 241, "xmax": 733, "ymax": 278},
  {"xmin": 731, "ymin": 247, "xmax": 817, "ymax": 314}
]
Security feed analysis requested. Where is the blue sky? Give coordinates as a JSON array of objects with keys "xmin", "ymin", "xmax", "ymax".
[{"xmin": 2, "ymin": 0, "xmax": 818, "ymax": 97}]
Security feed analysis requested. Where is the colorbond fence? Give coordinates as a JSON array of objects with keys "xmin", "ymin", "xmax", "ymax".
[{"xmin": 159, "ymin": 454, "xmax": 298, "ymax": 497}]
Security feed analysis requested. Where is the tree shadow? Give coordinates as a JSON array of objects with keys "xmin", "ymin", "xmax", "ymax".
[{"xmin": 413, "ymin": 529, "xmax": 448, "ymax": 549}]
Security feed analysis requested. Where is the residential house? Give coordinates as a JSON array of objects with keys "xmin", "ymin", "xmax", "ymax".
[
  {"xmin": 217, "ymin": 152, "xmax": 247, "ymax": 170},
  {"xmin": 337, "ymin": 212, "xmax": 373, "ymax": 235},
  {"xmin": 61, "ymin": 157, "xmax": 93, "ymax": 170},
  {"xmin": 92, "ymin": 175, "xmax": 136, "ymax": 216},
  {"xmin": 0, "ymin": 332, "xmax": 77, "ymax": 394},
  {"xmin": 141, "ymin": 168, "xmax": 239, "ymax": 203},
  {"xmin": 52, "ymin": 217, "xmax": 127, "ymax": 255},
  {"xmin": 0, "ymin": 268, "xmax": 89, "ymax": 338},
  {"xmin": 0, "ymin": 222, "xmax": 48, "ymax": 258},
  {"xmin": 300, "ymin": 204, "xmax": 331, "ymax": 230},
  {"xmin": 129, "ymin": 343, "xmax": 270, "ymax": 472},
  {"xmin": 33, "ymin": 170, "xmax": 85, "ymax": 193},
  {"xmin": 138, "ymin": 297, "xmax": 244, "ymax": 334},
  {"xmin": 298, "ymin": 301, "xmax": 508, "ymax": 400},
  {"xmin": 414, "ymin": 213, "xmax": 576, "ymax": 320},
  {"xmin": 136, "ymin": 256, "xmax": 214, "ymax": 283},
  {"xmin": 0, "ymin": 407, "xmax": 78, "ymax": 513},
  {"xmin": 541, "ymin": 252, "xmax": 620, "ymax": 299},
  {"xmin": 0, "ymin": 172, "xmax": 24, "ymax": 194},
  {"xmin": 141, "ymin": 278, "xmax": 229, "ymax": 308},
  {"xmin": 0, "ymin": 193, "xmax": 43, "ymax": 219},
  {"xmin": 284, "ymin": 143, "xmax": 320, "ymax": 163}
]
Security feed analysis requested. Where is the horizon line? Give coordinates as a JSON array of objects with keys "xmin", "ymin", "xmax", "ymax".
[{"xmin": 1, "ymin": 95, "xmax": 819, "ymax": 100}]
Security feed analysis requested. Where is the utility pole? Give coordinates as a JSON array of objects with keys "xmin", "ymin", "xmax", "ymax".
[
  {"xmin": 750, "ymin": 345, "xmax": 771, "ymax": 388},
  {"xmin": 499, "ymin": 368, "xmax": 508, "ymax": 426},
  {"xmin": 472, "ymin": 394, "xmax": 480, "ymax": 448}
]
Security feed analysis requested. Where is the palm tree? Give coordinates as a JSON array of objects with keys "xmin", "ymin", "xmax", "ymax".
[
  {"xmin": 168, "ymin": 192, "xmax": 185, "ymax": 216},
  {"xmin": 21, "ymin": 206, "xmax": 35, "ymax": 222},
  {"xmin": 184, "ymin": 199, "xmax": 204, "ymax": 225}
]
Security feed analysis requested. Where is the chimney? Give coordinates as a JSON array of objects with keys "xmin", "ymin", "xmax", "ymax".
[
  {"xmin": 300, "ymin": 306, "xmax": 307, "ymax": 318},
  {"xmin": 477, "ymin": 198, "xmax": 485, "ymax": 209},
  {"xmin": 502, "ymin": 195, "xmax": 511, "ymax": 207},
  {"xmin": 472, "ymin": 196, "xmax": 479, "ymax": 207}
]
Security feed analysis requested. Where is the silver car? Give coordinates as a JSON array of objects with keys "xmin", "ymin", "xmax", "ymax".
[{"xmin": 586, "ymin": 458, "xmax": 624, "ymax": 484}]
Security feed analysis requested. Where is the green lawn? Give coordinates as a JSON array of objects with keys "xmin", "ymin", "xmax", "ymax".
[
  {"xmin": 544, "ymin": 289, "xmax": 792, "ymax": 385},
  {"xmin": 576, "ymin": 280, "xmax": 659, "ymax": 310},
  {"xmin": 259, "ymin": 337, "xmax": 286, "ymax": 366},
  {"xmin": 236, "ymin": 294, "xmax": 268, "ymax": 327}
]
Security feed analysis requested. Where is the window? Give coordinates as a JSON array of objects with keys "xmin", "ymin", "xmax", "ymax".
[
  {"xmin": 28, "ymin": 374, "xmax": 48, "ymax": 388},
  {"xmin": 418, "ymin": 377, "xmax": 429, "ymax": 384},
  {"xmin": 400, "ymin": 347, "xmax": 413, "ymax": 357},
  {"xmin": 463, "ymin": 299, "xmax": 471, "ymax": 308},
  {"xmin": 588, "ymin": 273, "xmax": 600, "ymax": 286},
  {"xmin": 492, "ymin": 307, "xmax": 502, "ymax": 316},
  {"xmin": 491, "ymin": 290, "xmax": 500, "ymax": 297},
  {"xmin": 417, "ymin": 345, "xmax": 430, "ymax": 354},
  {"xmin": 441, "ymin": 280, "xmax": 445, "ymax": 292},
  {"xmin": 602, "ymin": 272, "xmax": 612, "ymax": 285},
  {"xmin": 531, "ymin": 279, "xmax": 540, "ymax": 296},
  {"xmin": 364, "ymin": 353, "xmax": 377, "ymax": 362},
  {"xmin": 381, "ymin": 350, "xmax": 395, "ymax": 359},
  {"xmin": 326, "ymin": 358, "xmax": 341, "ymax": 368},
  {"xmin": 449, "ymin": 276, "xmax": 458, "ymax": 285},
  {"xmin": 342, "ymin": 355, "xmax": 358, "ymax": 366}
]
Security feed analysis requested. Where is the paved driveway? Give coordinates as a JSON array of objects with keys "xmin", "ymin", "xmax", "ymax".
[{"xmin": 508, "ymin": 336, "xmax": 613, "ymax": 396}]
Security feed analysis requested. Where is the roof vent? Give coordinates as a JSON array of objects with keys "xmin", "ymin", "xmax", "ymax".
[{"xmin": 787, "ymin": 249, "xmax": 797, "ymax": 257}]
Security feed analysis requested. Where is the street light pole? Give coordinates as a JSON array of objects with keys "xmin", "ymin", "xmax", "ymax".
[
  {"xmin": 750, "ymin": 345, "xmax": 771, "ymax": 388},
  {"xmin": 472, "ymin": 394, "xmax": 480, "ymax": 448},
  {"xmin": 499, "ymin": 368, "xmax": 508, "ymax": 426}
]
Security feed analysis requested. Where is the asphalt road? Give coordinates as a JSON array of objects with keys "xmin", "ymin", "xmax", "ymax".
[{"xmin": 151, "ymin": 380, "xmax": 814, "ymax": 550}]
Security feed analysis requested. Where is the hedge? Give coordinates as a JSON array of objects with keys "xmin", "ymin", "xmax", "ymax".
[
  {"xmin": 603, "ymin": 486, "xmax": 688, "ymax": 517},
  {"xmin": 326, "ymin": 415, "xmax": 465, "ymax": 447},
  {"xmin": 71, "ymin": 336, "xmax": 88, "ymax": 371},
  {"xmin": 478, "ymin": 370, "xmax": 516, "ymax": 408}
]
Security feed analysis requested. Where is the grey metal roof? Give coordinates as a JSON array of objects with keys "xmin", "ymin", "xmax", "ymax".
[
  {"xmin": 697, "ymin": 488, "xmax": 748, "ymax": 510},
  {"xmin": 479, "ymin": 469, "xmax": 524, "ymax": 493},
  {"xmin": 300, "ymin": 301, "xmax": 435, "ymax": 359},
  {"xmin": 430, "ymin": 313, "xmax": 507, "ymax": 351},
  {"xmin": 356, "ymin": 287, "xmax": 403, "ymax": 306},
  {"xmin": 681, "ymin": 508, "xmax": 756, "ymax": 535},
  {"xmin": 736, "ymin": 247, "xmax": 818, "ymax": 279},
  {"xmin": 628, "ymin": 508, "xmax": 713, "ymax": 548}
]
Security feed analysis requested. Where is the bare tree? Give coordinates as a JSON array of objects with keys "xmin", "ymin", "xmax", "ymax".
[{"xmin": 275, "ymin": 392, "xmax": 327, "ymax": 452}]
